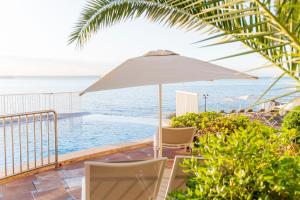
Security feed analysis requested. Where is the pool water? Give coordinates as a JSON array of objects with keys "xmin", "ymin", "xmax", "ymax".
[
  {"xmin": 57, "ymin": 114, "xmax": 156, "ymax": 154},
  {"xmin": 0, "ymin": 76, "xmax": 298, "ymax": 160}
]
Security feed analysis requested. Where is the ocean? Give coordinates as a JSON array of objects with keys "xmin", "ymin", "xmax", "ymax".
[{"xmin": 0, "ymin": 76, "xmax": 298, "ymax": 156}]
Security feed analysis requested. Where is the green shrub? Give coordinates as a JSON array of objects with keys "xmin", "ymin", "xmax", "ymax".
[
  {"xmin": 169, "ymin": 124, "xmax": 300, "ymax": 199},
  {"xmin": 171, "ymin": 112, "xmax": 255, "ymax": 149},
  {"xmin": 171, "ymin": 112, "xmax": 251, "ymax": 136},
  {"xmin": 283, "ymin": 106, "xmax": 300, "ymax": 132},
  {"xmin": 283, "ymin": 106, "xmax": 300, "ymax": 144},
  {"xmin": 171, "ymin": 112, "xmax": 221, "ymax": 130},
  {"xmin": 198, "ymin": 114, "xmax": 251, "ymax": 136}
]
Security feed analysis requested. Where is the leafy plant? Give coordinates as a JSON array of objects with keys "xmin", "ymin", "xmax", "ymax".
[
  {"xmin": 70, "ymin": 0, "xmax": 300, "ymax": 102},
  {"xmin": 172, "ymin": 112, "xmax": 255, "ymax": 150},
  {"xmin": 171, "ymin": 112, "xmax": 221, "ymax": 132},
  {"xmin": 283, "ymin": 105, "xmax": 300, "ymax": 144},
  {"xmin": 171, "ymin": 112, "xmax": 251, "ymax": 136},
  {"xmin": 283, "ymin": 106, "xmax": 300, "ymax": 132},
  {"xmin": 169, "ymin": 124, "xmax": 300, "ymax": 199}
]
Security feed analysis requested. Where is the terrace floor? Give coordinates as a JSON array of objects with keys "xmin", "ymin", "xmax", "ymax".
[{"xmin": 0, "ymin": 144, "xmax": 187, "ymax": 200}]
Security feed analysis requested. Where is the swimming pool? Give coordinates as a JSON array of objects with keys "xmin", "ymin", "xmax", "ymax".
[
  {"xmin": 0, "ymin": 76, "xmax": 297, "ymax": 159},
  {"xmin": 57, "ymin": 113, "xmax": 157, "ymax": 154}
]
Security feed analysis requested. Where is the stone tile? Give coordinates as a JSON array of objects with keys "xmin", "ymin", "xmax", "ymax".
[
  {"xmin": 102, "ymin": 152, "xmax": 130, "ymax": 161},
  {"xmin": 61, "ymin": 162, "xmax": 84, "ymax": 170},
  {"xmin": 34, "ymin": 171, "xmax": 65, "ymax": 192},
  {"xmin": 138, "ymin": 147, "xmax": 153, "ymax": 154},
  {"xmin": 0, "ymin": 185, "xmax": 4, "ymax": 199},
  {"xmin": 35, "ymin": 171, "xmax": 61, "ymax": 181},
  {"xmin": 123, "ymin": 151, "xmax": 150, "ymax": 161},
  {"xmin": 64, "ymin": 177, "xmax": 83, "ymax": 189},
  {"xmin": 34, "ymin": 181, "xmax": 65, "ymax": 193},
  {"xmin": 90, "ymin": 156, "xmax": 107, "ymax": 162},
  {"xmin": 5, "ymin": 175, "xmax": 35, "ymax": 187},
  {"xmin": 59, "ymin": 168, "xmax": 84, "ymax": 179},
  {"xmin": 0, "ymin": 145, "xmax": 186, "ymax": 200},
  {"xmin": 67, "ymin": 187, "xmax": 81, "ymax": 200},
  {"xmin": 32, "ymin": 187, "xmax": 71, "ymax": 200},
  {"xmin": 139, "ymin": 148, "xmax": 154, "ymax": 156},
  {"xmin": 2, "ymin": 175, "xmax": 35, "ymax": 200},
  {"xmin": 2, "ymin": 191, "xmax": 34, "ymax": 200}
]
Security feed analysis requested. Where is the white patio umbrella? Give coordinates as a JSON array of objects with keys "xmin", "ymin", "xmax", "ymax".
[{"xmin": 80, "ymin": 50, "xmax": 256, "ymax": 158}]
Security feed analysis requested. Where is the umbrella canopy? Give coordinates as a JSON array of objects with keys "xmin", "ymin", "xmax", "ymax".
[
  {"xmin": 81, "ymin": 50, "xmax": 256, "ymax": 158},
  {"xmin": 81, "ymin": 50, "xmax": 255, "ymax": 95}
]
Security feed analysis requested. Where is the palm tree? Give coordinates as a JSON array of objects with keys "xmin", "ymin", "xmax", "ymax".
[{"xmin": 69, "ymin": 0, "xmax": 300, "ymax": 104}]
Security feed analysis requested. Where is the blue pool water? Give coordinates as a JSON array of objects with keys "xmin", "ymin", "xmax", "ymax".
[
  {"xmin": 0, "ymin": 76, "xmax": 298, "ymax": 160},
  {"xmin": 57, "ymin": 114, "xmax": 157, "ymax": 154}
]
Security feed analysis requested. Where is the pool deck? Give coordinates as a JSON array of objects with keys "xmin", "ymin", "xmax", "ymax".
[{"xmin": 0, "ymin": 140, "xmax": 188, "ymax": 200}]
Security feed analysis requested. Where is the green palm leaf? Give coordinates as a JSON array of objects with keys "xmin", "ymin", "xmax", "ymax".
[
  {"xmin": 70, "ymin": 0, "xmax": 300, "ymax": 103},
  {"xmin": 252, "ymin": 72, "xmax": 286, "ymax": 107}
]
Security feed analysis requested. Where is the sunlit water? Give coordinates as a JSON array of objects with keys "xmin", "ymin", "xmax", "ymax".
[{"xmin": 0, "ymin": 76, "xmax": 298, "ymax": 166}]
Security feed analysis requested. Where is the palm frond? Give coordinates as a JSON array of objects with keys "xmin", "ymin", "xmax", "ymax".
[
  {"xmin": 251, "ymin": 72, "xmax": 286, "ymax": 107},
  {"xmin": 70, "ymin": 0, "xmax": 300, "ymax": 102},
  {"xmin": 69, "ymin": 0, "xmax": 201, "ymax": 47},
  {"xmin": 255, "ymin": 89, "xmax": 300, "ymax": 105}
]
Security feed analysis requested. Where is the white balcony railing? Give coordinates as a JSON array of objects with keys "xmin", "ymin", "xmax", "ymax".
[
  {"xmin": 0, "ymin": 110, "xmax": 58, "ymax": 181},
  {"xmin": 0, "ymin": 92, "xmax": 80, "ymax": 115}
]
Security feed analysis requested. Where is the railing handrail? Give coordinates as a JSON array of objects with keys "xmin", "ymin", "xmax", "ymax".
[
  {"xmin": 0, "ymin": 91, "xmax": 81, "ymax": 115},
  {"xmin": 0, "ymin": 91, "xmax": 80, "ymax": 96},
  {"xmin": 0, "ymin": 109, "xmax": 57, "ymax": 118},
  {"xmin": 0, "ymin": 110, "xmax": 58, "ymax": 181}
]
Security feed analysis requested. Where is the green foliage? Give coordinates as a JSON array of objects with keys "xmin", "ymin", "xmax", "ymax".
[
  {"xmin": 169, "ymin": 124, "xmax": 300, "ymax": 199},
  {"xmin": 198, "ymin": 114, "xmax": 251, "ymax": 136},
  {"xmin": 283, "ymin": 106, "xmax": 300, "ymax": 132},
  {"xmin": 171, "ymin": 112, "xmax": 221, "ymax": 132},
  {"xmin": 70, "ymin": 0, "xmax": 300, "ymax": 101},
  {"xmin": 171, "ymin": 112, "xmax": 251, "ymax": 136},
  {"xmin": 172, "ymin": 112, "xmax": 256, "ymax": 151},
  {"xmin": 283, "ymin": 106, "xmax": 300, "ymax": 144}
]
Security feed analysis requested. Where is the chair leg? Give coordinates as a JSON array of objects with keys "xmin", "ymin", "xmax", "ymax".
[
  {"xmin": 186, "ymin": 145, "xmax": 192, "ymax": 153},
  {"xmin": 153, "ymin": 146, "xmax": 160, "ymax": 158},
  {"xmin": 185, "ymin": 145, "xmax": 189, "ymax": 152}
]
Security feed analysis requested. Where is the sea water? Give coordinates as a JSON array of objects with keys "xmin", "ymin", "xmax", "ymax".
[{"xmin": 0, "ymin": 76, "xmax": 297, "ymax": 157}]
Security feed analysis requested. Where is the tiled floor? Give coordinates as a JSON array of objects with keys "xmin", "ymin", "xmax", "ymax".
[{"xmin": 0, "ymin": 145, "xmax": 187, "ymax": 200}]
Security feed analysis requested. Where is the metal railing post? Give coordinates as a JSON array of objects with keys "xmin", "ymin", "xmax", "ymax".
[
  {"xmin": 0, "ymin": 110, "xmax": 58, "ymax": 180},
  {"xmin": 54, "ymin": 111, "xmax": 58, "ymax": 168}
]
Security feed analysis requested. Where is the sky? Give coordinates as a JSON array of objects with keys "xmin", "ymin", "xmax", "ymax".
[{"xmin": 0, "ymin": 0, "xmax": 281, "ymax": 77}]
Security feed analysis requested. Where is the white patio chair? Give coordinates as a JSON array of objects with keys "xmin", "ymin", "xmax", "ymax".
[
  {"xmin": 162, "ymin": 127, "xmax": 196, "ymax": 150},
  {"xmin": 82, "ymin": 158, "xmax": 167, "ymax": 200},
  {"xmin": 165, "ymin": 155, "xmax": 205, "ymax": 198}
]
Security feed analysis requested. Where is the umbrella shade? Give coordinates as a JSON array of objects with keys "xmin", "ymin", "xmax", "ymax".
[
  {"xmin": 81, "ymin": 50, "xmax": 255, "ymax": 95},
  {"xmin": 81, "ymin": 50, "xmax": 256, "ymax": 158}
]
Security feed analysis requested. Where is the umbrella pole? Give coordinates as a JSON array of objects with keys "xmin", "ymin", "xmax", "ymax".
[{"xmin": 158, "ymin": 83, "xmax": 163, "ymax": 158}]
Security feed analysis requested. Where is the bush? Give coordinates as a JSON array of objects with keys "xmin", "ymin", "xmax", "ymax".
[
  {"xmin": 283, "ymin": 106, "xmax": 300, "ymax": 144},
  {"xmin": 283, "ymin": 106, "xmax": 300, "ymax": 131},
  {"xmin": 171, "ymin": 112, "xmax": 221, "ymax": 131},
  {"xmin": 198, "ymin": 114, "xmax": 251, "ymax": 136},
  {"xmin": 171, "ymin": 112, "xmax": 251, "ymax": 136},
  {"xmin": 171, "ymin": 112, "xmax": 254, "ymax": 149},
  {"xmin": 169, "ymin": 124, "xmax": 300, "ymax": 199}
]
